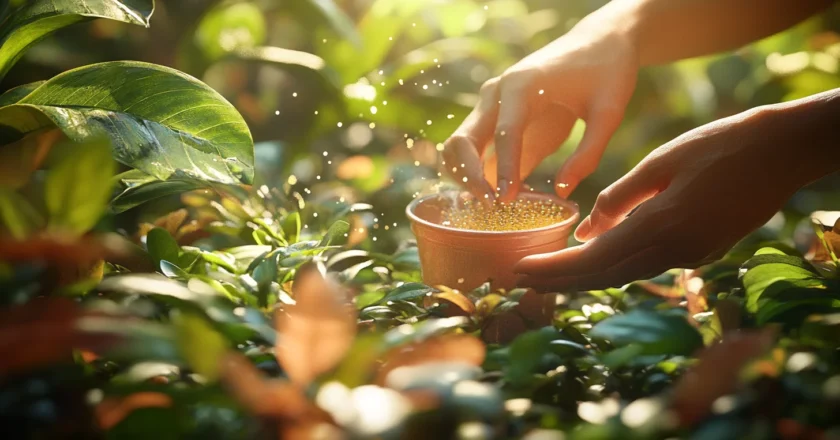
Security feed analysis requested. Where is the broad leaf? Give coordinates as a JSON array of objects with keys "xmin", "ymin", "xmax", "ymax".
[
  {"xmin": 590, "ymin": 309, "xmax": 704, "ymax": 356},
  {"xmin": 377, "ymin": 282, "xmax": 433, "ymax": 305},
  {"xmin": 0, "ymin": 61, "xmax": 254, "ymax": 186},
  {"xmin": 0, "ymin": 81, "xmax": 43, "ymax": 106},
  {"xmin": 0, "ymin": 0, "xmax": 155, "ymax": 80},
  {"xmin": 45, "ymin": 138, "xmax": 116, "ymax": 234}
]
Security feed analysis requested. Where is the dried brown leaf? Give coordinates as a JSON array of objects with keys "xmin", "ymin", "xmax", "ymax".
[
  {"xmin": 96, "ymin": 392, "xmax": 173, "ymax": 430},
  {"xmin": 375, "ymin": 334, "xmax": 485, "ymax": 385},
  {"xmin": 671, "ymin": 328, "xmax": 777, "ymax": 426},
  {"xmin": 276, "ymin": 264, "xmax": 356, "ymax": 387},
  {"xmin": 425, "ymin": 286, "xmax": 475, "ymax": 317},
  {"xmin": 0, "ymin": 298, "xmax": 120, "ymax": 376}
]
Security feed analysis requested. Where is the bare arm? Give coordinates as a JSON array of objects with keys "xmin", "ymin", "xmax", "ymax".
[{"xmin": 586, "ymin": 0, "xmax": 835, "ymax": 66}]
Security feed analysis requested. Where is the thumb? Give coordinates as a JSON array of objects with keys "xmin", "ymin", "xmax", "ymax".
[
  {"xmin": 554, "ymin": 97, "xmax": 624, "ymax": 199},
  {"xmin": 575, "ymin": 164, "xmax": 666, "ymax": 242}
]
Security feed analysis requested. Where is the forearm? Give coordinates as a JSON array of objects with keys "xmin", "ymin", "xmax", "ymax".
[
  {"xmin": 577, "ymin": 0, "xmax": 834, "ymax": 67},
  {"xmin": 766, "ymin": 88, "xmax": 840, "ymax": 184}
]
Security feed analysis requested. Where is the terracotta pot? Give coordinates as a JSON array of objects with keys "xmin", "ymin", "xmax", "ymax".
[{"xmin": 406, "ymin": 191, "xmax": 580, "ymax": 343}]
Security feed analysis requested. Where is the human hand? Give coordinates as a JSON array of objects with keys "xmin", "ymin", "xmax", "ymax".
[
  {"xmin": 442, "ymin": 20, "xmax": 639, "ymax": 201},
  {"xmin": 514, "ymin": 105, "xmax": 832, "ymax": 292}
]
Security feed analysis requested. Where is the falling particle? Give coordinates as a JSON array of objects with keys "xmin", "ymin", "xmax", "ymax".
[
  {"xmin": 398, "ymin": 79, "xmax": 404, "ymax": 85},
  {"xmin": 315, "ymin": 175, "xmax": 321, "ymax": 180},
  {"xmin": 483, "ymin": 5, "xmax": 488, "ymax": 10},
  {"xmin": 373, "ymin": 237, "xmax": 378, "ymax": 241},
  {"xmin": 383, "ymin": 100, "xmax": 388, "ymax": 105},
  {"xmin": 388, "ymin": 36, "xmax": 393, "ymax": 41},
  {"xmin": 374, "ymin": 218, "xmax": 379, "ymax": 223},
  {"xmin": 458, "ymin": 278, "xmax": 465, "ymax": 284},
  {"xmin": 275, "ymin": 110, "xmax": 280, "ymax": 116},
  {"xmin": 437, "ymin": 172, "xmax": 442, "ymax": 177},
  {"xmin": 378, "ymin": 70, "xmax": 384, "ymax": 75},
  {"xmin": 369, "ymin": 122, "xmax": 376, "ymax": 129},
  {"xmin": 452, "ymin": 167, "xmax": 457, "ymax": 173},
  {"xmin": 414, "ymin": 160, "xmax": 420, "ymax": 166},
  {"xmin": 529, "ymin": 187, "xmax": 535, "ymax": 191},
  {"xmin": 384, "ymin": 225, "xmax": 390, "ymax": 230},
  {"xmin": 327, "ymin": 160, "xmax": 332, "ymax": 165},
  {"xmin": 337, "ymin": 122, "xmax": 343, "ymax": 127},
  {"xmin": 432, "ymin": 80, "xmax": 437, "ymax": 84},
  {"xmin": 339, "ymin": 196, "xmax": 345, "ymax": 202},
  {"xmin": 407, "ymin": 139, "xmax": 415, "ymax": 149},
  {"xmin": 322, "ymin": 38, "xmax": 327, "ymax": 43},
  {"xmin": 314, "ymin": 110, "xmax": 319, "ymax": 115},
  {"xmin": 557, "ymin": 183, "xmax": 569, "ymax": 188},
  {"xmin": 292, "ymin": 92, "xmax": 298, "ymax": 97},
  {"xmin": 287, "ymin": 175, "xmax": 298, "ymax": 185},
  {"xmin": 344, "ymin": 233, "xmax": 348, "ymax": 237},
  {"xmin": 370, "ymin": 105, "xmax": 378, "ymax": 114},
  {"xmin": 460, "ymin": 163, "xmax": 465, "ymax": 168},
  {"xmin": 380, "ymin": 81, "xmax": 385, "ymax": 86},
  {"xmin": 462, "ymin": 177, "xmax": 468, "ymax": 183},
  {"xmin": 422, "ymin": 85, "xmax": 428, "ymax": 90},
  {"xmin": 437, "ymin": 64, "xmax": 441, "ymax": 68},
  {"xmin": 436, "ymin": 143, "xmax": 444, "ymax": 151},
  {"xmin": 304, "ymin": 224, "xmax": 309, "ymax": 228},
  {"xmin": 445, "ymin": 80, "xmax": 450, "ymax": 84},
  {"xmin": 313, "ymin": 212, "xmax": 319, "ymax": 218},
  {"xmin": 500, "ymin": 131, "xmax": 506, "ymax": 136},
  {"xmin": 412, "ymin": 22, "xmax": 416, "ymax": 27},
  {"xmin": 538, "ymin": 89, "xmax": 545, "ymax": 95},
  {"xmin": 447, "ymin": 114, "xmax": 454, "ymax": 119},
  {"xmin": 484, "ymin": 194, "xmax": 490, "ymax": 198},
  {"xmin": 322, "ymin": 151, "xmax": 328, "ymax": 157},
  {"xmin": 304, "ymin": 188, "xmax": 311, "ymax": 194},
  {"xmin": 426, "ymin": 120, "xmax": 432, "ymax": 125},
  {"xmin": 547, "ymin": 179, "xmax": 551, "ymax": 183}
]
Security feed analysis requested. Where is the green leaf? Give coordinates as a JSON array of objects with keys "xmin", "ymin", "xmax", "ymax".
[
  {"xmin": 0, "ymin": 81, "xmax": 43, "ymax": 107},
  {"xmin": 378, "ymin": 282, "xmax": 433, "ymax": 304},
  {"xmin": 306, "ymin": 0, "xmax": 361, "ymax": 47},
  {"xmin": 0, "ymin": 186, "xmax": 43, "ymax": 238},
  {"xmin": 589, "ymin": 309, "xmax": 704, "ymax": 356},
  {"xmin": 0, "ymin": 61, "xmax": 254, "ymax": 186},
  {"xmin": 742, "ymin": 253, "xmax": 820, "ymax": 313},
  {"xmin": 319, "ymin": 220, "xmax": 349, "ymax": 247},
  {"xmin": 146, "ymin": 227, "xmax": 181, "ymax": 268},
  {"xmin": 44, "ymin": 138, "xmax": 115, "ymax": 234},
  {"xmin": 111, "ymin": 178, "xmax": 206, "ymax": 213},
  {"xmin": 175, "ymin": 313, "xmax": 229, "ymax": 382},
  {"xmin": 0, "ymin": 0, "xmax": 155, "ymax": 81},
  {"xmin": 505, "ymin": 327, "xmax": 557, "ymax": 385},
  {"xmin": 194, "ymin": 2, "xmax": 266, "ymax": 61}
]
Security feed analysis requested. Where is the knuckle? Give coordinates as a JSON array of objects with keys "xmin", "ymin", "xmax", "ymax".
[{"xmin": 479, "ymin": 77, "xmax": 500, "ymax": 95}]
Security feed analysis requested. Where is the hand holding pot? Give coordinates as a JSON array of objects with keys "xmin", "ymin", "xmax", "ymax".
[{"xmin": 515, "ymin": 91, "xmax": 840, "ymax": 292}]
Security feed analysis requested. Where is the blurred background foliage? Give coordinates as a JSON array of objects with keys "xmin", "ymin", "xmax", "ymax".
[{"xmin": 4, "ymin": 0, "xmax": 840, "ymax": 252}]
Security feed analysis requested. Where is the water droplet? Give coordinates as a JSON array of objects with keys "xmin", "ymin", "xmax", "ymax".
[
  {"xmin": 275, "ymin": 110, "xmax": 280, "ymax": 115},
  {"xmin": 435, "ymin": 143, "xmax": 445, "ymax": 151},
  {"xmin": 370, "ymin": 106, "xmax": 378, "ymax": 114},
  {"xmin": 292, "ymin": 92, "xmax": 298, "ymax": 97},
  {"xmin": 538, "ymin": 89, "xmax": 545, "ymax": 95},
  {"xmin": 426, "ymin": 120, "xmax": 432, "ymax": 125},
  {"xmin": 369, "ymin": 122, "xmax": 376, "ymax": 129},
  {"xmin": 373, "ymin": 237, "xmax": 378, "ymax": 241},
  {"xmin": 422, "ymin": 85, "xmax": 428, "ymax": 90},
  {"xmin": 314, "ymin": 110, "xmax": 319, "ymax": 115},
  {"xmin": 337, "ymin": 122, "xmax": 343, "ymax": 127},
  {"xmin": 313, "ymin": 212, "xmax": 319, "ymax": 218},
  {"xmin": 316, "ymin": 175, "xmax": 321, "ymax": 180},
  {"xmin": 322, "ymin": 151, "xmax": 328, "ymax": 157},
  {"xmin": 398, "ymin": 79, "xmax": 404, "ymax": 85},
  {"xmin": 432, "ymin": 80, "xmax": 437, "ymax": 84}
]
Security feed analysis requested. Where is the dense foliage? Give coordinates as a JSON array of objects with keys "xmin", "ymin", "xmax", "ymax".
[{"xmin": 2, "ymin": 0, "xmax": 840, "ymax": 439}]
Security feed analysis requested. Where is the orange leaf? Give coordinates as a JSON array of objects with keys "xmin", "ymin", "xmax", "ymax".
[
  {"xmin": 0, "ymin": 297, "xmax": 120, "ymax": 375},
  {"xmin": 220, "ymin": 352, "xmax": 310, "ymax": 419},
  {"xmin": 671, "ymin": 328, "xmax": 776, "ymax": 426},
  {"xmin": 425, "ymin": 286, "xmax": 476, "ymax": 316},
  {"xmin": 375, "ymin": 334, "xmax": 485, "ymax": 385},
  {"xmin": 276, "ymin": 264, "xmax": 356, "ymax": 387},
  {"xmin": 96, "ymin": 392, "xmax": 172, "ymax": 430}
]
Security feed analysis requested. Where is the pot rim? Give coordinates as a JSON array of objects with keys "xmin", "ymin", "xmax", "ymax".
[{"xmin": 406, "ymin": 190, "xmax": 581, "ymax": 238}]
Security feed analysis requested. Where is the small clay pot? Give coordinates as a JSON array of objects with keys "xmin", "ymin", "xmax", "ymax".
[{"xmin": 406, "ymin": 191, "xmax": 580, "ymax": 343}]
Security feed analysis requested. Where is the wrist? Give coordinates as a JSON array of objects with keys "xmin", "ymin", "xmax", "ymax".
[{"xmin": 571, "ymin": 0, "xmax": 644, "ymax": 64}]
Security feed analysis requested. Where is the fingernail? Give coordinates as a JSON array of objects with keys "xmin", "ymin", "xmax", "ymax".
[{"xmin": 574, "ymin": 216, "xmax": 592, "ymax": 241}]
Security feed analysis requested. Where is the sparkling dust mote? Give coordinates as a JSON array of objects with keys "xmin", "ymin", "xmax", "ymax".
[{"xmin": 441, "ymin": 198, "xmax": 568, "ymax": 232}]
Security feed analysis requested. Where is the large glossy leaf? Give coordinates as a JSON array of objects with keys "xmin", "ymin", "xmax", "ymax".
[
  {"xmin": 0, "ymin": 61, "xmax": 254, "ymax": 185},
  {"xmin": 0, "ymin": 0, "xmax": 154, "ymax": 80},
  {"xmin": 589, "ymin": 309, "xmax": 704, "ymax": 356},
  {"xmin": 0, "ymin": 81, "xmax": 43, "ymax": 107}
]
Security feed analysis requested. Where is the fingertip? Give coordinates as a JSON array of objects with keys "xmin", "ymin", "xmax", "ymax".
[{"xmin": 574, "ymin": 216, "xmax": 592, "ymax": 242}]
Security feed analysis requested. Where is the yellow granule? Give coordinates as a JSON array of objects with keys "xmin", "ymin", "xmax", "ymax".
[{"xmin": 441, "ymin": 198, "xmax": 567, "ymax": 232}]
